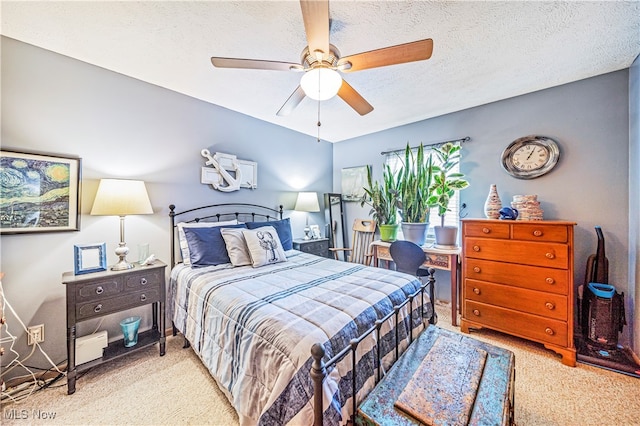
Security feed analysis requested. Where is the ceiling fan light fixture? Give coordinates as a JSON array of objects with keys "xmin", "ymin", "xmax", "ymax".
[{"xmin": 300, "ymin": 68, "xmax": 342, "ymax": 101}]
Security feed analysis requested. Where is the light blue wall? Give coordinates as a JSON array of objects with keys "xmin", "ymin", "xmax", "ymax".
[
  {"xmin": 334, "ymin": 70, "xmax": 633, "ymax": 345},
  {"xmin": 0, "ymin": 37, "xmax": 332, "ymax": 373},
  {"xmin": 629, "ymin": 53, "xmax": 639, "ymax": 355}
]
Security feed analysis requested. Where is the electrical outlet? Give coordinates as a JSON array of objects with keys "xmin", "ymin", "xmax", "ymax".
[{"xmin": 27, "ymin": 324, "xmax": 44, "ymax": 345}]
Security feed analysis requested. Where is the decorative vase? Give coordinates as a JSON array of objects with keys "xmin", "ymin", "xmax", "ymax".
[
  {"xmin": 379, "ymin": 224, "xmax": 400, "ymax": 242},
  {"xmin": 484, "ymin": 184, "xmax": 502, "ymax": 219},
  {"xmin": 434, "ymin": 226, "xmax": 458, "ymax": 248},
  {"xmin": 401, "ymin": 222, "xmax": 429, "ymax": 246}
]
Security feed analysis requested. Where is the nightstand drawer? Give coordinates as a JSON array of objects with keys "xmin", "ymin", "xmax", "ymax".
[
  {"xmin": 76, "ymin": 278, "xmax": 122, "ymax": 302},
  {"xmin": 124, "ymin": 269, "xmax": 162, "ymax": 290},
  {"xmin": 77, "ymin": 288, "xmax": 161, "ymax": 321},
  {"xmin": 293, "ymin": 238, "xmax": 329, "ymax": 258}
]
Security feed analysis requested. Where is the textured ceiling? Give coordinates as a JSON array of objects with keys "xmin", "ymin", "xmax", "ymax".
[{"xmin": 2, "ymin": 1, "xmax": 639, "ymax": 142}]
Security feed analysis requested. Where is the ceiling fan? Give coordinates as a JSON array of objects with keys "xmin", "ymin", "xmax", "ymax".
[{"xmin": 211, "ymin": 0, "xmax": 433, "ymax": 117}]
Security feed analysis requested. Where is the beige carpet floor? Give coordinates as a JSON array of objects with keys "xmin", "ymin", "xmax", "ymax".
[{"xmin": 2, "ymin": 302, "xmax": 640, "ymax": 425}]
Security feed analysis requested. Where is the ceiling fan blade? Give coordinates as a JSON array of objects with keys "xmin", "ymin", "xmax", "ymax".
[
  {"xmin": 211, "ymin": 57, "xmax": 302, "ymax": 72},
  {"xmin": 337, "ymin": 39, "xmax": 433, "ymax": 73},
  {"xmin": 276, "ymin": 86, "xmax": 307, "ymax": 116},
  {"xmin": 338, "ymin": 80, "xmax": 374, "ymax": 116},
  {"xmin": 300, "ymin": 0, "xmax": 330, "ymax": 60}
]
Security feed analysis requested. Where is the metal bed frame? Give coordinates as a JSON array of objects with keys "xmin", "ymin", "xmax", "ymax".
[{"xmin": 168, "ymin": 203, "xmax": 435, "ymax": 425}]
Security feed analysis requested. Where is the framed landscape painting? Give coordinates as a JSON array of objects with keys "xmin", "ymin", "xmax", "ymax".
[
  {"xmin": 341, "ymin": 165, "xmax": 368, "ymax": 202},
  {"xmin": 1, "ymin": 149, "xmax": 81, "ymax": 234}
]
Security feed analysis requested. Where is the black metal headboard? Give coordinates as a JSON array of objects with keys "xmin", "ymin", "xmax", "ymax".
[{"xmin": 169, "ymin": 203, "xmax": 284, "ymax": 267}]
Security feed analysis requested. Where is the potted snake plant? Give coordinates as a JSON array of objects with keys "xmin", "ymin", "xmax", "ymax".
[
  {"xmin": 361, "ymin": 164, "xmax": 400, "ymax": 241},
  {"xmin": 427, "ymin": 142, "xmax": 469, "ymax": 247},
  {"xmin": 397, "ymin": 143, "xmax": 433, "ymax": 246}
]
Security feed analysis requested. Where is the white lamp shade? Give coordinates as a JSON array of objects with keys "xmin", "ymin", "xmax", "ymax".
[
  {"xmin": 300, "ymin": 68, "xmax": 342, "ymax": 101},
  {"xmin": 91, "ymin": 179, "xmax": 153, "ymax": 216},
  {"xmin": 294, "ymin": 192, "xmax": 320, "ymax": 212}
]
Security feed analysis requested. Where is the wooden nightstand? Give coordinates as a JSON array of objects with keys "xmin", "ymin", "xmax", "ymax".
[
  {"xmin": 293, "ymin": 238, "xmax": 329, "ymax": 258},
  {"xmin": 62, "ymin": 260, "xmax": 167, "ymax": 394}
]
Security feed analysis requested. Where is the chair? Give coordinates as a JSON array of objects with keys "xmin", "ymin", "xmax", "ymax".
[
  {"xmin": 389, "ymin": 240, "xmax": 437, "ymax": 324},
  {"xmin": 330, "ymin": 219, "xmax": 376, "ymax": 265}
]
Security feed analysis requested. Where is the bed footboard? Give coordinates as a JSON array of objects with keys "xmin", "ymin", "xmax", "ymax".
[{"xmin": 311, "ymin": 268, "xmax": 436, "ymax": 425}]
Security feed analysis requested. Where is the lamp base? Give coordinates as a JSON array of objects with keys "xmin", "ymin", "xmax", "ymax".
[
  {"xmin": 111, "ymin": 242, "xmax": 134, "ymax": 271},
  {"xmin": 111, "ymin": 259, "xmax": 135, "ymax": 271}
]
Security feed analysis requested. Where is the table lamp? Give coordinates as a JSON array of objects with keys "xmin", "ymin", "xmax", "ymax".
[
  {"xmin": 90, "ymin": 179, "xmax": 153, "ymax": 270},
  {"xmin": 294, "ymin": 191, "xmax": 320, "ymax": 240}
]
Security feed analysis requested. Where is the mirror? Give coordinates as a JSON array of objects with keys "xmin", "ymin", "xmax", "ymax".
[{"xmin": 324, "ymin": 193, "xmax": 347, "ymax": 261}]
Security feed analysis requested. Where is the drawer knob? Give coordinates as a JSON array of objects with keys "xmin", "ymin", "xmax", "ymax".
[
  {"xmin": 473, "ymin": 245, "xmax": 481, "ymax": 252},
  {"xmin": 473, "ymin": 266, "xmax": 481, "ymax": 273},
  {"xmin": 95, "ymin": 286, "xmax": 104, "ymax": 295},
  {"xmin": 473, "ymin": 288, "xmax": 481, "ymax": 295},
  {"xmin": 473, "ymin": 309, "xmax": 480, "ymax": 316},
  {"xmin": 140, "ymin": 294, "xmax": 147, "ymax": 302},
  {"xmin": 545, "ymin": 252, "xmax": 555, "ymax": 259},
  {"xmin": 140, "ymin": 278, "xmax": 148, "ymax": 285},
  {"xmin": 533, "ymin": 230, "xmax": 543, "ymax": 237},
  {"xmin": 545, "ymin": 302, "xmax": 555, "ymax": 310},
  {"xmin": 94, "ymin": 304, "xmax": 103, "ymax": 313},
  {"xmin": 482, "ymin": 227, "xmax": 490, "ymax": 234},
  {"xmin": 545, "ymin": 277, "xmax": 555, "ymax": 284},
  {"xmin": 545, "ymin": 327, "xmax": 555, "ymax": 336}
]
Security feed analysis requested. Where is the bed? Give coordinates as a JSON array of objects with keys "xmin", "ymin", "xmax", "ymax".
[{"xmin": 168, "ymin": 203, "xmax": 434, "ymax": 425}]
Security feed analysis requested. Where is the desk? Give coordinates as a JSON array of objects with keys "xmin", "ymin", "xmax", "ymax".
[{"xmin": 370, "ymin": 240, "xmax": 461, "ymax": 326}]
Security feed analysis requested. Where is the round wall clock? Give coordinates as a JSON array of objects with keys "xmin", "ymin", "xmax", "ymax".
[{"xmin": 501, "ymin": 135, "xmax": 560, "ymax": 179}]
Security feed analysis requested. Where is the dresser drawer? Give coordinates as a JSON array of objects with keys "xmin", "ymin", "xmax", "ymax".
[
  {"xmin": 124, "ymin": 269, "xmax": 163, "ymax": 290},
  {"xmin": 463, "ymin": 222, "xmax": 510, "ymax": 239},
  {"xmin": 512, "ymin": 224, "xmax": 568, "ymax": 243},
  {"xmin": 76, "ymin": 278, "xmax": 122, "ymax": 302},
  {"xmin": 464, "ymin": 238, "xmax": 569, "ymax": 269},
  {"xmin": 463, "ymin": 258, "xmax": 568, "ymax": 295},
  {"xmin": 77, "ymin": 288, "xmax": 161, "ymax": 321},
  {"xmin": 464, "ymin": 301, "xmax": 568, "ymax": 347},
  {"xmin": 464, "ymin": 279, "xmax": 567, "ymax": 320}
]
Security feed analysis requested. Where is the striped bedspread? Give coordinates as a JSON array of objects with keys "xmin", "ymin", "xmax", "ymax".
[{"xmin": 170, "ymin": 250, "xmax": 428, "ymax": 425}]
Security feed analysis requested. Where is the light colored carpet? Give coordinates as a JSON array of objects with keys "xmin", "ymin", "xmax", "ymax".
[{"xmin": 3, "ymin": 302, "xmax": 640, "ymax": 425}]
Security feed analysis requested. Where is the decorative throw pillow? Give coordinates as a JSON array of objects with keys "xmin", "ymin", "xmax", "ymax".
[
  {"xmin": 220, "ymin": 227, "xmax": 252, "ymax": 267},
  {"xmin": 183, "ymin": 224, "xmax": 246, "ymax": 267},
  {"xmin": 246, "ymin": 218, "xmax": 293, "ymax": 250},
  {"xmin": 242, "ymin": 226, "xmax": 287, "ymax": 267},
  {"xmin": 177, "ymin": 220, "xmax": 237, "ymax": 265}
]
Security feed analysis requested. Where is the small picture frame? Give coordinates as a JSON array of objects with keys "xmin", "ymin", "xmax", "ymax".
[
  {"xmin": 310, "ymin": 224, "xmax": 321, "ymax": 239},
  {"xmin": 74, "ymin": 243, "xmax": 107, "ymax": 275}
]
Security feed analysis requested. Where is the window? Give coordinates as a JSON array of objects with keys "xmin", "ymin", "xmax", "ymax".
[{"xmin": 384, "ymin": 144, "xmax": 462, "ymax": 239}]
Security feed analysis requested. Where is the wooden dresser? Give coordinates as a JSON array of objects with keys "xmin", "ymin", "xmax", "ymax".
[{"xmin": 460, "ymin": 219, "xmax": 576, "ymax": 366}]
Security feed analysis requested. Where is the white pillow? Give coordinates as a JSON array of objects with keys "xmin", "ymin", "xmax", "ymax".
[
  {"xmin": 242, "ymin": 226, "xmax": 287, "ymax": 267},
  {"xmin": 220, "ymin": 227, "xmax": 252, "ymax": 267},
  {"xmin": 177, "ymin": 220, "xmax": 237, "ymax": 265}
]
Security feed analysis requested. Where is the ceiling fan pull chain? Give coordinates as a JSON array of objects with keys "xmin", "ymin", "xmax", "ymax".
[{"xmin": 317, "ymin": 98, "xmax": 321, "ymax": 143}]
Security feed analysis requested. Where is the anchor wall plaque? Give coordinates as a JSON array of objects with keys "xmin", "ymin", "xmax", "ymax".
[{"xmin": 201, "ymin": 150, "xmax": 257, "ymax": 192}]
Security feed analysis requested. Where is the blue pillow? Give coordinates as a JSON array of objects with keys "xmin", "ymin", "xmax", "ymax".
[
  {"xmin": 246, "ymin": 218, "xmax": 292, "ymax": 250},
  {"xmin": 183, "ymin": 223, "xmax": 247, "ymax": 267}
]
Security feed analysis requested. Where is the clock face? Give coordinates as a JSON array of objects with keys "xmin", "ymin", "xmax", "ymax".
[{"xmin": 501, "ymin": 136, "xmax": 560, "ymax": 179}]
